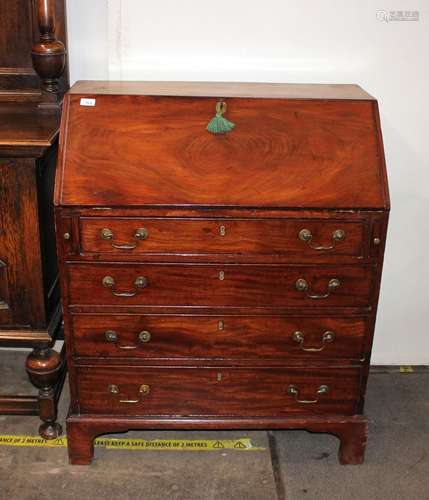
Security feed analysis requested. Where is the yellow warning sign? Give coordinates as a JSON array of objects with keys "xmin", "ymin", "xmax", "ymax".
[{"xmin": 0, "ymin": 435, "xmax": 264, "ymax": 452}]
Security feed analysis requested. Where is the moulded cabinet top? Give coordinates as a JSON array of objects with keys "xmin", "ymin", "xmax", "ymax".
[
  {"xmin": 55, "ymin": 82, "xmax": 389, "ymax": 210},
  {"xmin": 0, "ymin": 104, "xmax": 60, "ymax": 149}
]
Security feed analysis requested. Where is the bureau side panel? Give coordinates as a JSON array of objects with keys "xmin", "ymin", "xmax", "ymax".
[{"xmin": 358, "ymin": 211, "xmax": 389, "ymax": 411}]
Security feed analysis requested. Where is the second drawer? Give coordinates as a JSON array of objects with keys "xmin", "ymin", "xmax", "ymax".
[{"xmin": 70, "ymin": 314, "xmax": 368, "ymax": 360}]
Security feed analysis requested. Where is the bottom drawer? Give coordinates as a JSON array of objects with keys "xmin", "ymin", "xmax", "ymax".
[{"xmin": 76, "ymin": 366, "xmax": 361, "ymax": 417}]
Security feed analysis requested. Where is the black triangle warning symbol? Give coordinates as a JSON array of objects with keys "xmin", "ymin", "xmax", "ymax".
[
  {"xmin": 234, "ymin": 440, "xmax": 247, "ymax": 449},
  {"xmin": 213, "ymin": 441, "xmax": 225, "ymax": 449}
]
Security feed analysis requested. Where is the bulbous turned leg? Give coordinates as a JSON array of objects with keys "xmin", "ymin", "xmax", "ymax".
[{"xmin": 26, "ymin": 347, "xmax": 64, "ymax": 439}]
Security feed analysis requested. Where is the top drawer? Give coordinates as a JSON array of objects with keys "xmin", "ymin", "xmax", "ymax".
[{"xmin": 78, "ymin": 217, "xmax": 366, "ymax": 258}]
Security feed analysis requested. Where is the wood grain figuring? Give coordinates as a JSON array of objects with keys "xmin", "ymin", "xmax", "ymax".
[
  {"xmin": 66, "ymin": 264, "xmax": 374, "ymax": 308},
  {"xmin": 76, "ymin": 366, "xmax": 361, "ymax": 417},
  {"xmin": 56, "ymin": 82, "xmax": 390, "ymax": 464},
  {"xmin": 70, "ymin": 314, "xmax": 368, "ymax": 361},
  {"xmin": 56, "ymin": 94, "xmax": 388, "ymax": 209},
  {"xmin": 79, "ymin": 217, "xmax": 366, "ymax": 257}
]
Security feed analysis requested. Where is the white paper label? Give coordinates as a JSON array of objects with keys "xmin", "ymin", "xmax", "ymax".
[{"xmin": 80, "ymin": 98, "xmax": 96, "ymax": 107}]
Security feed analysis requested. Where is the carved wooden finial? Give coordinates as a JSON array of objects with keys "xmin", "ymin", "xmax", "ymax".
[{"xmin": 32, "ymin": 0, "xmax": 67, "ymax": 94}]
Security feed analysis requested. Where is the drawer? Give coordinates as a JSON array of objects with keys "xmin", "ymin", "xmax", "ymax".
[
  {"xmin": 67, "ymin": 264, "xmax": 374, "ymax": 308},
  {"xmin": 76, "ymin": 366, "xmax": 361, "ymax": 416},
  {"xmin": 71, "ymin": 314, "xmax": 368, "ymax": 360},
  {"xmin": 79, "ymin": 217, "xmax": 366, "ymax": 258}
]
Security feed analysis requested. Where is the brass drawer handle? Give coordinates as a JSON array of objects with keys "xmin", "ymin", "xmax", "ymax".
[
  {"xmin": 299, "ymin": 228, "xmax": 345, "ymax": 251},
  {"xmin": 102, "ymin": 275, "xmax": 148, "ymax": 297},
  {"xmin": 100, "ymin": 227, "xmax": 148, "ymax": 249},
  {"xmin": 295, "ymin": 278, "xmax": 341, "ymax": 299},
  {"xmin": 287, "ymin": 384, "xmax": 329, "ymax": 404},
  {"xmin": 108, "ymin": 384, "xmax": 150, "ymax": 404},
  {"xmin": 105, "ymin": 330, "xmax": 152, "ymax": 350},
  {"xmin": 292, "ymin": 330, "xmax": 335, "ymax": 352}
]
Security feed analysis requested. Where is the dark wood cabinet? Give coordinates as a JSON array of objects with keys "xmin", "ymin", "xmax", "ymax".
[
  {"xmin": 56, "ymin": 81, "xmax": 389, "ymax": 465},
  {"xmin": 0, "ymin": 0, "xmax": 68, "ymax": 437},
  {"xmin": 0, "ymin": 0, "xmax": 68, "ymax": 102}
]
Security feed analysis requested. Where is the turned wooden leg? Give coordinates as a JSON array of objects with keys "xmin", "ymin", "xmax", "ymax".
[
  {"xmin": 26, "ymin": 347, "xmax": 63, "ymax": 439},
  {"xmin": 66, "ymin": 420, "xmax": 96, "ymax": 465},
  {"xmin": 335, "ymin": 420, "xmax": 368, "ymax": 465}
]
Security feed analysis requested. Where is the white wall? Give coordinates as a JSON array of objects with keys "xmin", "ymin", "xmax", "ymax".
[{"xmin": 66, "ymin": 0, "xmax": 429, "ymax": 365}]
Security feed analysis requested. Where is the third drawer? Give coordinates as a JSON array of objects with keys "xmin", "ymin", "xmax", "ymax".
[{"xmin": 70, "ymin": 314, "xmax": 368, "ymax": 361}]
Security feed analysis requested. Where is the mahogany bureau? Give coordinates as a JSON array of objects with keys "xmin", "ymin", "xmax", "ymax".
[{"xmin": 54, "ymin": 81, "xmax": 389, "ymax": 465}]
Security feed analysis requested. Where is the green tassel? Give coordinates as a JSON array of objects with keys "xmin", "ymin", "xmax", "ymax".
[
  {"xmin": 207, "ymin": 100, "xmax": 235, "ymax": 134},
  {"xmin": 207, "ymin": 115, "xmax": 235, "ymax": 134}
]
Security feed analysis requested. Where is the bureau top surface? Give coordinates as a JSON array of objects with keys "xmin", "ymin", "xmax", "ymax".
[
  {"xmin": 55, "ymin": 82, "xmax": 389, "ymax": 209},
  {"xmin": 69, "ymin": 81, "xmax": 376, "ymax": 100}
]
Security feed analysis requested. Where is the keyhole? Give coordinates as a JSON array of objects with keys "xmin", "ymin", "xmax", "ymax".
[
  {"xmin": 218, "ymin": 320, "xmax": 224, "ymax": 331},
  {"xmin": 219, "ymin": 271, "xmax": 225, "ymax": 281},
  {"xmin": 219, "ymin": 225, "xmax": 226, "ymax": 237},
  {"xmin": 216, "ymin": 372, "xmax": 222, "ymax": 382}
]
